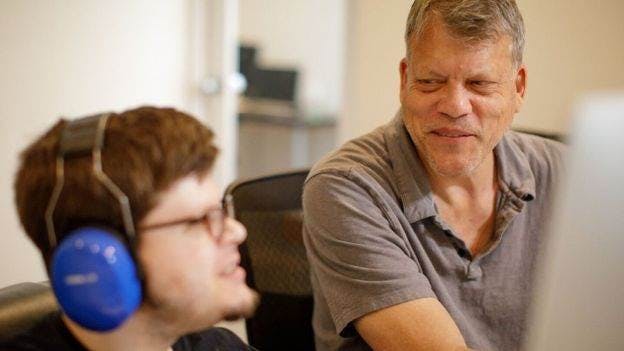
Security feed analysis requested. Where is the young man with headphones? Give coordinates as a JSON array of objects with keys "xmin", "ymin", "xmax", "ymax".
[{"xmin": 2, "ymin": 106, "xmax": 259, "ymax": 350}]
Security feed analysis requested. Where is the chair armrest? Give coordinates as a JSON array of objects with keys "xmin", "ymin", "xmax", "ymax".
[{"xmin": 0, "ymin": 282, "xmax": 58, "ymax": 341}]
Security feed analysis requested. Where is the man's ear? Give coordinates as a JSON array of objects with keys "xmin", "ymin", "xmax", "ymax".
[
  {"xmin": 514, "ymin": 64, "xmax": 527, "ymax": 113},
  {"xmin": 399, "ymin": 57, "xmax": 409, "ymax": 102}
]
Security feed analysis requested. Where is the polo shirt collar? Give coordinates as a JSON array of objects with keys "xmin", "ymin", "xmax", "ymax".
[
  {"xmin": 384, "ymin": 112, "xmax": 437, "ymax": 223},
  {"xmin": 384, "ymin": 111, "xmax": 536, "ymax": 224},
  {"xmin": 494, "ymin": 132, "xmax": 537, "ymax": 202}
]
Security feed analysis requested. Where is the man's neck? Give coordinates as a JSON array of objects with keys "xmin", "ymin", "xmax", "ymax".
[
  {"xmin": 426, "ymin": 153, "xmax": 499, "ymax": 255},
  {"xmin": 427, "ymin": 153, "xmax": 497, "ymax": 205},
  {"xmin": 62, "ymin": 309, "xmax": 178, "ymax": 351}
]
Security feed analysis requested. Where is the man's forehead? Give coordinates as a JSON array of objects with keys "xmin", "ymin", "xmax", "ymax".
[
  {"xmin": 140, "ymin": 174, "xmax": 219, "ymax": 226},
  {"xmin": 409, "ymin": 35, "xmax": 514, "ymax": 76},
  {"xmin": 411, "ymin": 59, "xmax": 502, "ymax": 77},
  {"xmin": 161, "ymin": 174, "xmax": 219, "ymax": 204}
]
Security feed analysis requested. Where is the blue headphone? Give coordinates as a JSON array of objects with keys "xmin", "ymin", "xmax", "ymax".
[{"xmin": 45, "ymin": 114, "xmax": 142, "ymax": 331}]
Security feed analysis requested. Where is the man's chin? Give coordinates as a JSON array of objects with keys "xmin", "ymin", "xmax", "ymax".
[
  {"xmin": 434, "ymin": 164, "xmax": 477, "ymax": 178},
  {"xmin": 223, "ymin": 289, "xmax": 260, "ymax": 321},
  {"xmin": 419, "ymin": 148, "xmax": 485, "ymax": 178}
]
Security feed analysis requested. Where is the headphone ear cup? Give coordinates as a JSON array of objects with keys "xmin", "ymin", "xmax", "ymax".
[{"xmin": 51, "ymin": 227, "xmax": 142, "ymax": 331}]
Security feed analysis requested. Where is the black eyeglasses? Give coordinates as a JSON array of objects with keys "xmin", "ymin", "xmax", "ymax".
[{"xmin": 140, "ymin": 195, "xmax": 235, "ymax": 241}]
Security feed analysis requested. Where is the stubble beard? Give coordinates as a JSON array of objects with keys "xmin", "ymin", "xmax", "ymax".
[
  {"xmin": 418, "ymin": 138, "xmax": 486, "ymax": 179},
  {"xmin": 406, "ymin": 123, "xmax": 485, "ymax": 179}
]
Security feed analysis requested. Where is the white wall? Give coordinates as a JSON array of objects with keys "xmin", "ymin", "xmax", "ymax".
[
  {"xmin": 517, "ymin": 0, "xmax": 624, "ymax": 133},
  {"xmin": 341, "ymin": 0, "xmax": 624, "ymax": 142},
  {"xmin": 0, "ymin": 0, "xmax": 200, "ymax": 287},
  {"xmin": 239, "ymin": 0, "xmax": 346, "ymax": 115},
  {"xmin": 341, "ymin": 0, "xmax": 412, "ymax": 142}
]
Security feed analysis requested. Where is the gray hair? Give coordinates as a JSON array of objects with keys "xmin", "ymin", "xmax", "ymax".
[{"xmin": 405, "ymin": 0, "xmax": 525, "ymax": 67}]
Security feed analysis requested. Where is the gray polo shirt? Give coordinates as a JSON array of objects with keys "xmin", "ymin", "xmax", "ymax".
[{"xmin": 302, "ymin": 114, "xmax": 565, "ymax": 351}]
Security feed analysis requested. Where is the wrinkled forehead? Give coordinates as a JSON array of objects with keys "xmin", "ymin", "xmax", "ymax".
[{"xmin": 408, "ymin": 20, "xmax": 516, "ymax": 75}]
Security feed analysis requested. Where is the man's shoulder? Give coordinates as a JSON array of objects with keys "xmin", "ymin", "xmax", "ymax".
[
  {"xmin": 308, "ymin": 124, "xmax": 394, "ymax": 185},
  {"xmin": 506, "ymin": 130, "xmax": 566, "ymax": 156},
  {"xmin": 502, "ymin": 130, "xmax": 567, "ymax": 196},
  {"xmin": 505, "ymin": 130, "xmax": 566, "ymax": 171}
]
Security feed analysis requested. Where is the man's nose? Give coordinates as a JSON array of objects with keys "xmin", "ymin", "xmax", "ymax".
[
  {"xmin": 221, "ymin": 217, "xmax": 247, "ymax": 244},
  {"xmin": 436, "ymin": 84, "xmax": 471, "ymax": 119}
]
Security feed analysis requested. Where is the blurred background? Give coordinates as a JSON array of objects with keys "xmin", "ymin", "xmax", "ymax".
[{"xmin": 1, "ymin": 0, "xmax": 623, "ymax": 334}]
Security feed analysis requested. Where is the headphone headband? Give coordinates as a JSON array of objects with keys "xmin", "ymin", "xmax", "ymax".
[{"xmin": 45, "ymin": 113, "xmax": 137, "ymax": 248}]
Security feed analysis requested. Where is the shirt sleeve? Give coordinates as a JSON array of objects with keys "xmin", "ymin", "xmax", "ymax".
[{"xmin": 303, "ymin": 171, "xmax": 436, "ymax": 336}]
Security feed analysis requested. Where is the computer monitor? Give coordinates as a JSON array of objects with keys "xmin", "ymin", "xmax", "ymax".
[{"xmin": 524, "ymin": 92, "xmax": 624, "ymax": 350}]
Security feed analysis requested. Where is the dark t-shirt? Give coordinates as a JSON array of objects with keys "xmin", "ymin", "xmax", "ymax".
[{"xmin": 0, "ymin": 312, "xmax": 256, "ymax": 351}]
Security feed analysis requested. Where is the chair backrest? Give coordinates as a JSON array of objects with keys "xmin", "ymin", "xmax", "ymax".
[
  {"xmin": 0, "ymin": 282, "xmax": 58, "ymax": 341},
  {"xmin": 225, "ymin": 168, "xmax": 314, "ymax": 351}
]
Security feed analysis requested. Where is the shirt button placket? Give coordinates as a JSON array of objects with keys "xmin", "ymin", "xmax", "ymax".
[{"xmin": 465, "ymin": 262, "xmax": 483, "ymax": 281}]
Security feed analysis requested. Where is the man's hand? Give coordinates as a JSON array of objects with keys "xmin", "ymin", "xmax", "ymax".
[{"xmin": 355, "ymin": 297, "xmax": 473, "ymax": 351}]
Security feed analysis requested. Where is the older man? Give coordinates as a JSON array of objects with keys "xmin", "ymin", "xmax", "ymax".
[
  {"xmin": 303, "ymin": 1, "xmax": 565, "ymax": 350},
  {"xmin": 3, "ymin": 107, "xmax": 258, "ymax": 350}
]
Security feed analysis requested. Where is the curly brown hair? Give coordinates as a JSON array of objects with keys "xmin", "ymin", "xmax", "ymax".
[{"xmin": 14, "ymin": 106, "xmax": 219, "ymax": 264}]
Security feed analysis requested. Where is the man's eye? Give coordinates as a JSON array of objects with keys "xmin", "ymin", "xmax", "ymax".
[
  {"xmin": 187, "ymin": 217, "xmax": 206, "ymax": 226},
  {"xmin": 470, "ymin": 80, "xmax": 494, "ymax": 87},
  {"xmin": 417, "ymin": 79, "xmax": 442, "ymax": 85},
  {"xmin": 468, "ymin": 80, "xmax": 498, "ymax": 94},
  {"xmin": 415, "ymin": 79, "xmax": 443, "ymax": 92}
]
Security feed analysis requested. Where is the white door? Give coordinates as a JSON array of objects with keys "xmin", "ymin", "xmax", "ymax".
[{"xmin": 192, "ymin": 0, "xmax": 241, "ymax": 189}]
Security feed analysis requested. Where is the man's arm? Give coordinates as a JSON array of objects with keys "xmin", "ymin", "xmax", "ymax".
[{"xmin": 355, "ymin": 298, "xmax": 472, "ymax": 351}]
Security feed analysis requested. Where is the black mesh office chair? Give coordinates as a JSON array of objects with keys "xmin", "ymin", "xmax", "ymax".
[
  {"xmin": 225, "ymin": 168, "xmax": 314, "ymax": 351},
  {"xmin": 0, "ymin": 282, "xmax": 58, "ymax": 342}
]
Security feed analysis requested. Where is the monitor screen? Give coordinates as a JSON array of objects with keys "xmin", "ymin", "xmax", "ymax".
[{"xmin": 525, "ymin": 92, "xmax": 624, "ymax": 350}]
